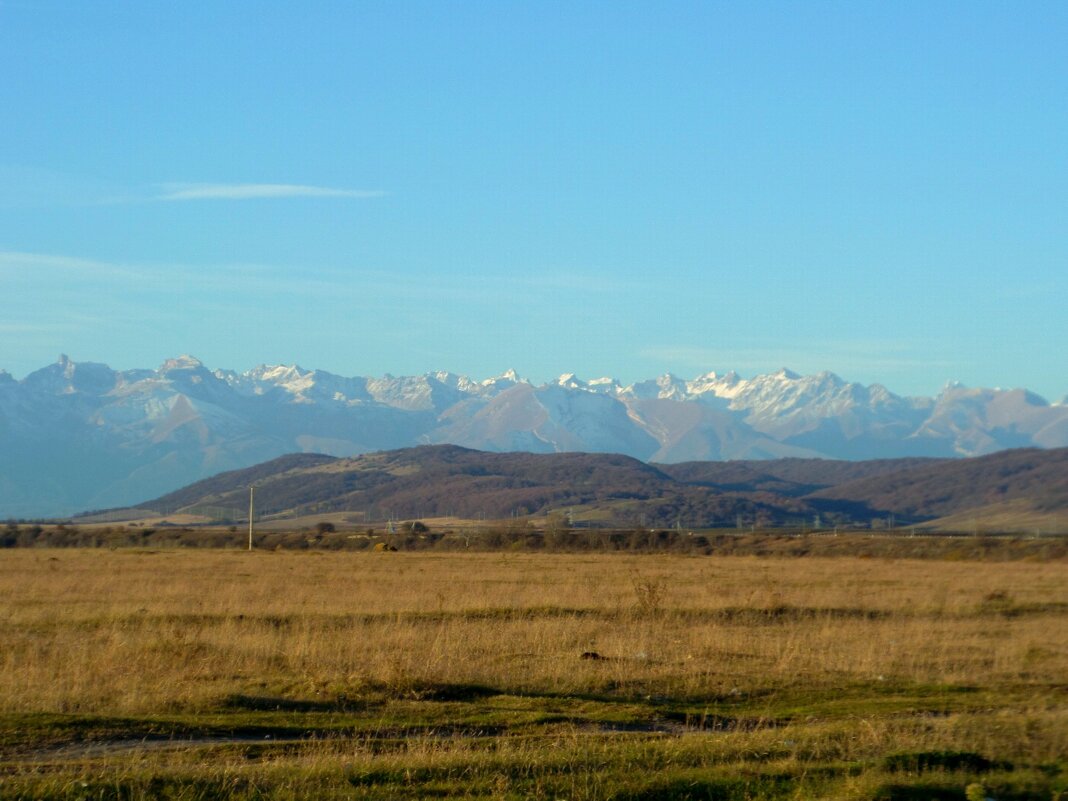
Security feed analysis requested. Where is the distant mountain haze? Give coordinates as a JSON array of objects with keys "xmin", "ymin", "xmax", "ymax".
[{"xmin": 1, "ymin": 355, "xmax": 1066, "ymax": 517}]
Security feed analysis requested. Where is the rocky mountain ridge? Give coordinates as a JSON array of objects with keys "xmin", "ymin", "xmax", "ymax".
[{"xmin": 2, "ymin": 354, "xmax": 1065, "ymax": 517}]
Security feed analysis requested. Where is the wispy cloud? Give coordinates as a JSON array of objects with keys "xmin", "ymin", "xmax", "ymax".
[
  {"xmin": 505, "ymin": 270, "xmax": 650, "ymax": 294},
  {"xmin": 0, "ymin": 250, "xmax": 139, "ymax": 278},
  {"xmin": 0, "ymin": 250, "xmax": 392, "ymax": 312},
  {"xmin": 0, "ymin": 250, "xmax": 340, "ymax": 291},
  {"xmin": 0, "ymin": 322, "xmax": 80, "ymax": 334},
  {"xmin": 0, "ymin": 249, "xmax": 627, "ymax": 316},
  {"xmin": 156, "ymin": 183, "xmax": 385, "ymax": 201},
  {"xmin": 0, "ymin": 168, "xmax": 385, "ymax": 206}
]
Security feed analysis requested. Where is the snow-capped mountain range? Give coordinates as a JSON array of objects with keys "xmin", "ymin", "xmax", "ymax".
[{"xmin": 2, "ymin": 355, "xmax": 1066, "ymax": 518}]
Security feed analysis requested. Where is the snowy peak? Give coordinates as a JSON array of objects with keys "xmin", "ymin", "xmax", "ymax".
[
  {"xmin": 552, "ymin": 373, "xmax": 622, "ymax": 396},
  {"xmin": 7, "ymin": 358, "xmax": 1058, "ymax": 431},
  {"xmin": 159, "ymin": 354, "xmax": 205, "ymax": 372},
  {"xmin": 429, "ymin": 370, "xmax": 491, "ymax": 395},
  {"xmin": 22, "ymin": 354, "xmax": 118, "ymax": 395},
  {"xmin": 491, "ymin": 368, "xmax": 521, "ymax": 383},
  {"xmin": 555, "ymin": 373, "xmax": 586, "ymax": 390},
  {"xmin": 479, "ymin": 369, "xmax": 527, "ymax": 393},
  {"xmin": 623, "ymin": 372, "xmax": 689, "ymax": 401},
  {"xmin": 247, "ymin": 363, "xmax": 309, "ymax": 383},
  {"xmin": 586, "ymin": 376, "xmax": 622, "ymax": 394}
]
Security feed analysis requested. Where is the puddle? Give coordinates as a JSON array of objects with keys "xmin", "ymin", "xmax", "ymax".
[
  {"xmin": 17, "ymin": 734, "xmax": 302, "ymax": 761},
  {"xmin": 7, "ymin": 714, "xmax": 778, "ymax": 764},
  {"xmin": 13, "ymin": 725, "xmax": 510, "ymax": 763}
]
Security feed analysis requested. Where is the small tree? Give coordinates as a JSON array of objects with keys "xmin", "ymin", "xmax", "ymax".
[
  {"xmin": 543, "ymin": 513, "xmax": 571, "ymax": 550},
  {"xmin": 316, "ymin": 521, "xmax": 336, "ymax": 535}
]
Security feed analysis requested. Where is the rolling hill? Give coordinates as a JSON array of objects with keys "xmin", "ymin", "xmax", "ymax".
[
  {"xmin": 809, "ymin": 447, "xmax": 1068, "ymax": 529},
  {"xmin": 95, "ymin": 445, "xmax": 1068, "ymax": 532}
]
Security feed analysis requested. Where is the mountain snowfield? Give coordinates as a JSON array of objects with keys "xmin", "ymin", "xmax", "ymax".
[{"xmin": 1, "ymin": 354, "xmax": 1066, "ymax": 517}]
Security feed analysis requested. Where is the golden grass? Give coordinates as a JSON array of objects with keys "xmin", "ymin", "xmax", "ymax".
[{"xmin": 1, "ymin": 549, "xmax": 1065, "ymax": 716}]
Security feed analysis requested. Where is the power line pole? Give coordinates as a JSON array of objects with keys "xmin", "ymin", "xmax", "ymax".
[{"xmin": 248, "ymin": 486, "xmax": 255, "ymax": 551}]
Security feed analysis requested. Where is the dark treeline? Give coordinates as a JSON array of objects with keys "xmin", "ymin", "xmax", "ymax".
[{"xmin": 2, "ymin": 521, "xmax": 1065, "ymax": 561}]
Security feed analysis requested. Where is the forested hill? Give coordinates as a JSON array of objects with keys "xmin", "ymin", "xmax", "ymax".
[{"xmin": 99, "ymin": 445, "xmax": 1068, "ymax": 531}]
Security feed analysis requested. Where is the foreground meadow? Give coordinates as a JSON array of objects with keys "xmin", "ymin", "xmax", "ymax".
[{"xmin": 0, "ymin": 547, "xmax": 1065, "ymax": 799}]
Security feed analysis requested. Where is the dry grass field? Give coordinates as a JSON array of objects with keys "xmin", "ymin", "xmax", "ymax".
[{"xmin": 1, "ymin": 547, "xmax": 1066, "ymax": 799}]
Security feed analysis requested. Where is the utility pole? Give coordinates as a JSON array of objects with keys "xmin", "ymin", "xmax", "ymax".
[{"xmin": 248, "ymin": 486, "xmax": 255, "ymax": 551}]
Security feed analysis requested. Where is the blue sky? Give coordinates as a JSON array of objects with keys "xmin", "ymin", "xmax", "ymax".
[{"xmin": 2, "ymin": 1, "xmax": 1066, "ymax": 400}]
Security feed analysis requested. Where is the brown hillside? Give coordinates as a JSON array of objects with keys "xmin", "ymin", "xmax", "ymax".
[
  {"xmin": 808, "ymin": 447, "xmax": 1068, "ymax": 519},
  {"xmin": 136, "ymin": 445, "xmax": 815, "ymax": 527},
  {"xmin": 658, "ymin": 456, "xmax": 946, "ymax": 497},
  {"xmin": 118, "ymin": 445, "xmax": 1068, "ymax": 530}
]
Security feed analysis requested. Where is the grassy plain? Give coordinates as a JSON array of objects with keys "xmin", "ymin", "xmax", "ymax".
[{"xmin": 1, "ymin": 547, "xmax": 1066, "ymax": 799}]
